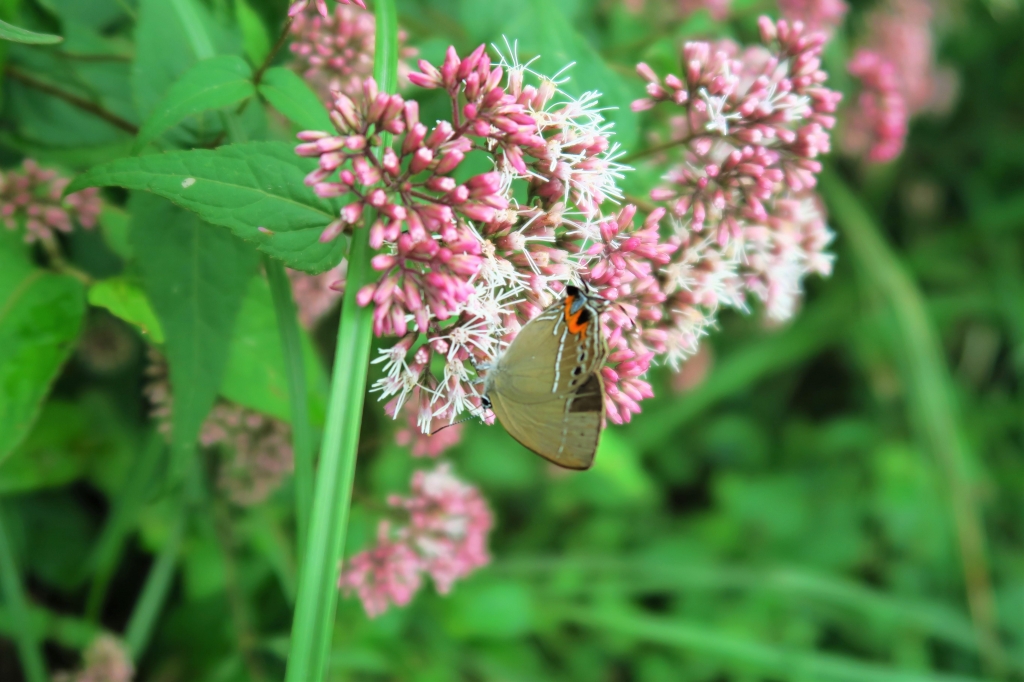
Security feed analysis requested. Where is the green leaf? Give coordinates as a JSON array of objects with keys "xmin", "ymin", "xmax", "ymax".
[
  {"xmin": 0, "ymin": 18, "xmax": 62, "ymax": 45},
  {"xmin": 132, "ymin": 0, "xmax": 238, "ymax": 116},
  {"xmin": 235, "ymin": 0, "xmax": 270, "ymax": 66},
  {"xmin": 133, "ymin": 56, "xmax": 256, "ymax": 152},
  {"xmin": 130, "ymin": 193, "xmax": 258, "ymax": 476},
  {"xmin": 67, "ymin": 141, "xmax": 347, "ymax": 273},
  {"xmin": 0, "ymin": 401, "xmax": 107, "ymax": 494},
  {"xmin": 221, "ymin": 273, "xmax": 328, "ymax": 425},
  {"xmin": 0, "ymin": 247, "xmax": 85, "ymax": 463},
  {"xmin": 87, "ymin": 276, "xmax": 165, "ymax": 343},
  {"xmin": 258, "ymin": 67, "xmax": 334, "ymax": 132}
]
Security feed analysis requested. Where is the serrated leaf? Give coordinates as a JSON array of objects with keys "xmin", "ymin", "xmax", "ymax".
[
  {"xmin": 220, "ymin": 274, "xmax": 328, "ymax": 425},
  {"xmin": 87, "ymin": 276, "xmax": 165, "ymax": 343},
  {"xmin": 130, "ymin": 193, "xmax": 258, "ymax": 477},
  {"xmin": 258, "ymin": 67, "xmax": 333, "ymax": 132},
  {"xmin": 134, "ymin": 56, "xmax": 256, "ymax": 152},
  {"xmin": 67, "ymin": 141, "xmax": 347, "ymax": 273},
  {"xmin": 0, "ymin": 253, "xmax": 86, "ymax": 463},
  {"xmin": 236, "ymin": 0, "xmax": 270, "ymax": 66},
  {"xmin": 0, "ymin": 18, "xmax": 62, "ymax": 45}
]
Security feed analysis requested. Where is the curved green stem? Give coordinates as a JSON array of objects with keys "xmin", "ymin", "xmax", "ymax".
[
  {"xmin": 0, "ymin": 507, "xmax": 47, "ymax": 682},
  {"xmin": 263, "ymin": 255, "xmax": 315, "ymax": 565},
  {"xmin": 124, "ymin": 509, "xmax": 186, "ymax": 658},
  {"xmin": 820, "ymin": 168, "xmax": 1003, "ymax": 677},
  {"xmin": 283, "ymin": 1, "xmax": 398, "ymax": 681}
]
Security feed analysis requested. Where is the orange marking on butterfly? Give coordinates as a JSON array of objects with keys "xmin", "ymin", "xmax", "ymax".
[{"xmin": 563, "ymin": 294, "xmax": 590, "ymax": 336}]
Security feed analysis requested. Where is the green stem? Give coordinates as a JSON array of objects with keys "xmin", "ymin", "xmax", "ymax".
[
  {"xmin": 123, "ymin": 510, "xmax": 186, "ymax": 659},
  {"xmin": 85, "ymin": 433, "xmax": 164, "ymax": 621},
  {"xmin": 263, "ymin": 255, "xmax": 315, "ymax": 565},
  {"xmin": 820, "ymin": 169, "xmax": 1003, "ymax": 676},
  {"xmin": 284, "ymin": 1, "xmax": 398, "ymax": 680},
  {"xmin": 0, "ymin": 507, "xmax": 47, "ymax": 682}
]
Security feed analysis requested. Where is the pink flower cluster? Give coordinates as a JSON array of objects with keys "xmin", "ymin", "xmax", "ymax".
[
  {"xmin": 144, "ymin": 352, "xmax": 294, "ymax": 505},
  {"xmin": 339, "ymin": 463, "xmax": 492, "ymax": 617},
  {"xmin": 0, "ymin": 159, "xmax": 101, "ymax": 243},
  {"xmin": 296, "ymin": 42, "xmax": 634, "ymax": 434},
  {"xmin": 288, "ymin": 260, "xmax": 346, "ymax": 329},
  {"xmin": 202, "ymin": 404, "xmax": 295, "ymax": 506},
  {"xmin": 288, "ymin": 0, "xmax": 414, "ymax": 104},
  {"xmin": 632, "ymin": 18, "xmax": 838, "ymax": 328},
  {"xmin": 845, "ymin": 50, "xmax": 908, "ymax": 163},
  {"xmin": 288, "ymin": 0, "xmax": 363, "ymax": 20},
  {"xmin": 843, "ymin": 0, "xmax": 955, "ymax": 163},
  {"xmin": 778, "ymin": 0, "xmax": 848, "ymax": 36}
]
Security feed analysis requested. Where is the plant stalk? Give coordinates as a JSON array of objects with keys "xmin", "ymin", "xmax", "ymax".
[
  {"xmin": 263, "ymin": 255, "xmax": 315, "ymax": 563},
  {"xmin": 0, "ymin": 507, "xmax": 47, "ymax": 682},
  {"xmin": 283, "ymin": 0, "xmax": 398, "ymax": 680},
  {"xmin": 124, "ymin": 510, "xmax": 186, "ymax": 658}
]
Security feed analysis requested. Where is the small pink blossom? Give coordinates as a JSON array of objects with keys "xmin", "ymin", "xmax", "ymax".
[
  {"xmin": 389, "ymin": 463, "xmax": 492, "ymax": 593},
  {"xmin": 202, "ymin": 404, "xmax": 295, "ymax": 507},
  {"xmin": 632, "ymin": 18, "xmax": 839, "ymax": 334},
  {"xmin": 339, "ymin": 464, "xmax": 492, "ymax": 617},
  {"xmin": 288, "ymin": 0, "xmax": 364, "ymax": 19},
  {"xmin": 844, "ymin": 50, "xmax": 908, "ymax": 163},
  {"xmin": 53, "ymin": 635, "xmax": 134, "ymax": 682},
  {"xmin": 288, "ymin": 1, "xmax": 414, "ymax": 104},
  {"xmin": 844, "ymin": 0, "xmax": 953, "ymax": 163},
  {"xmin": 338, "ymin": 523, "xmax": 422, "ymax": 618},
  {"xmin": 0, "ymin": 159, "xmax": 102, "ymax": 243},
  {"xmin": 288, "ymin": 260, "xmax": 346, "ymax": 329},
  {"xmin": 779, "ymin": 0, "xmax": 849, "ymax": 37}
]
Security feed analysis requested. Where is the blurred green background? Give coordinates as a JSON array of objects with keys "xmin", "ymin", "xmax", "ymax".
[{"xmin": 2, "ymin": 0, "xmax": 1024, "ymax": 680}]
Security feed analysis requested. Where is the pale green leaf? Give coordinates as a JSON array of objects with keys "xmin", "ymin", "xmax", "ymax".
[
  {"xmin": 87, "ymin": 276, "xmax": 165, "ymax": 343},
  {"xmin": 0, "ymin": 18, "xmax": 62, "ymax": 45},
  {"xmin": 0, "ymin": 256, "xmax": 85, "ymax": 463}
]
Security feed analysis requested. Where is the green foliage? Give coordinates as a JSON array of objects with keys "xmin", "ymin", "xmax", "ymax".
[
  {"xmin": 0, "ymin": 239, "xmax": 85, "ymax": 464},
  {"xmin": 258, "ymin": 66, "xmax": 334, "ymax": 131},
  {"xmin": 0, "ymin": 0, "xmax": 1022, "ymax": 681},
  {"xmin": 0, "ymin": 18, "xmax": 61, "ymax": 44},
  {"xmin": 87, "ymin": 276, "xmax": 165, "ymax": 343},
  {"xmin": 130, "ymin": 193, "xmax": 258, "ymax": 477},
  {"xmin": 133, "ymin": 55, "xmax": 255, "ymax": 151},
  {"xmin": 68, "ymin": 142, "xmax": 348, "ymax": 273}
]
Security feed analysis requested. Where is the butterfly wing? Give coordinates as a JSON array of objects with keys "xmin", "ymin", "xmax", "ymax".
[{"xmin": 489, "ymin": 372, "xmax": 605, "ymax": 470}]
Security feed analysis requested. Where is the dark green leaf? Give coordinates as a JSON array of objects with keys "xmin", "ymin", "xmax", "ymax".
[
  {"xmin": 0, "ymin": 19, "xmax": 62, "ymax": 45},
  {"xmin": 258, "ymin": 66, "xmax": 334, "ymax": 132},
  {"xmin": 67, "ymin": 142, "xmax": 347, "ymax": 273},
  {"xmin": 0, "ymin": 244, "xmax": 85, "ymax": 463},
  {"xmin": 130, "ymin": 193, "xmax": 258, "ymax": 476},
  {"xmin": 220, "ymin": 273, "xmax": 328, "ymax": 425},
  {"xmin": 133, "ymin": 56, "xmax": 255, "ymax": 152}
]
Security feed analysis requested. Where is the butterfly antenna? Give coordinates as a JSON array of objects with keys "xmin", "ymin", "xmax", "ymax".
[{"xmin": 430, "ymin": 403, "xmax": 490, "ymax": 436}]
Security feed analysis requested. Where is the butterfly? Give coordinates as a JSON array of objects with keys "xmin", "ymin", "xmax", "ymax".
[{"xmin": 482, "ymin": 284, "xmax": 610, "ymax": 470}]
